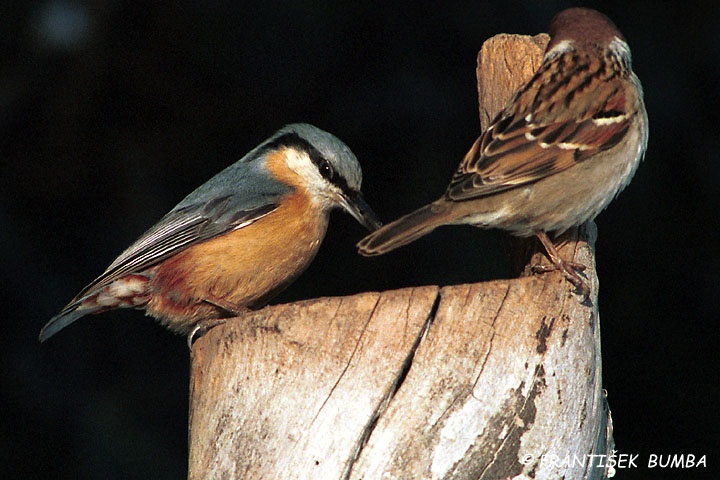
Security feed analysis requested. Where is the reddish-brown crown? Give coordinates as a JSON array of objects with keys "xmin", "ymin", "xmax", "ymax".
[{"xmin": 548, "ymin": 8, "xmax": 624, "ymax": 49}]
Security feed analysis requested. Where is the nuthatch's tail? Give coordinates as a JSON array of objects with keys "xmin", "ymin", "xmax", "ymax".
[
  {"xmin": 357, "ymin": 201, "xmax": 453, "ymax": 256},
  {"xmin": 39, "ymin": 274, "xmax": 150, "ymax": 342},
  {"xmin": 39, "ymin": 303, "xmax": 96, "ymax": 342}
]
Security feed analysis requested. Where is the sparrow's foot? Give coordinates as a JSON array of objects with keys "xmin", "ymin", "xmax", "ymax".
[{"xmin": 534, "ymin": 231, "xmax": 590, "ymax": 297}]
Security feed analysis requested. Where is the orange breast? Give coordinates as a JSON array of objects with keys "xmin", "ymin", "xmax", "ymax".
[{"xmin": 147, "ymin": 189, "xmax": 329, "ymax": 331}]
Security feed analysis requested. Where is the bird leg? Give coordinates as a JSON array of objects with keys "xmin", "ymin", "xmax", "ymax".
[
  {"xmin": 187, "ymin": 297, "xmax": 250, "ymax": 348},
  {"xmin": 188, "ymin": 318, "xmax": 229, "ymax": 349},
  {"xmin": 532, "ymin": 231, "xmax": 590, "ymax": 296},
  {"xmin": 204, "ymin": 296, "xmax": 250, "ymax": 317}
]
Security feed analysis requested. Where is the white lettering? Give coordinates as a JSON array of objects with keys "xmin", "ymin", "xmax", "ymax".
[{"xmin": 648, "ymin": 454, "xmax": 706, "ymax": 468}]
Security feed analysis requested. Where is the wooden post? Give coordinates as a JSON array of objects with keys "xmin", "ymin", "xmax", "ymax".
[{"xmin": 188, "ymin": 33, "xmax": 614, "ymax": 480}]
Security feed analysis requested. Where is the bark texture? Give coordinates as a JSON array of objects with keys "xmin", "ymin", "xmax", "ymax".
[{"xmin": 188, "ymin": 33, "xmax": 614, "ymax": 480}]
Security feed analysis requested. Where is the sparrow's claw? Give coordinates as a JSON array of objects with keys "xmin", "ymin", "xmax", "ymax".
[{"xmin": 534, "ymin": 231, "xmax": 590, "ymax": 297}]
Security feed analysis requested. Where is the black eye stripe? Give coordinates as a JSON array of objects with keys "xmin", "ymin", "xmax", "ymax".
[
  {"xmin": 262, "ymin": 132, "xmax": 352, "ymax": 193},
  {"xmin": 261, "ymin": 132, "xmax": 317, "ymax": 158}
]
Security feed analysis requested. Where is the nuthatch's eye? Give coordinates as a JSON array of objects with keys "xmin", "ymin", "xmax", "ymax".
[{"xmin": 318, "ymin": 158, "xmax": 335, "ymax": 181}]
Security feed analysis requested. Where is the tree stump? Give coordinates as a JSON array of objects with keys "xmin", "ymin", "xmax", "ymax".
[{"xmin": 188, "ymin": 33, "xmax": 614, "ymax": 480}]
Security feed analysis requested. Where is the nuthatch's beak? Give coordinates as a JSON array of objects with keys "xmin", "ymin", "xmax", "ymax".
[{"xmin": 339, "ymin": 190, "xmax": 382, "ymax": 231}]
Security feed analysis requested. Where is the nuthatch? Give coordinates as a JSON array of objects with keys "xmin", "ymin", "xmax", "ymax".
[
  {"xmin": 358, "ymin": 8, "xmax": 647, "ymax": 294},
  {"xmin": 40, "ymin": 123, "xmax": 381, "ymax": 342}
]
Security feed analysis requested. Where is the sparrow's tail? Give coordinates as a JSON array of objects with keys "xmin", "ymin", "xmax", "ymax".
[{"xmin": 357, "ymin": 201, "xmax": 453, "ymax": 256}]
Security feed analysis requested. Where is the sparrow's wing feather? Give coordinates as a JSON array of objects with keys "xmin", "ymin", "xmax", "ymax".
[
  {"xmin": 448, "ymin": 50, "xmax": 633, "ymax": 201},
  {"xmin": 71, "ymin": 196, "xmax": 279, "ymax": 302}
]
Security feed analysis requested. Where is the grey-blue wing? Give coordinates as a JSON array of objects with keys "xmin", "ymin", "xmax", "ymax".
[
  {"xmin": 69, "ymin": 148, "xmax": 293, "ymax": 302},
  {"xmin": 39, "ymin": 195, "xmax": 279, "ymax": 342},
  {"xmin": 71, "ymin": 196, "xmax": 278, "ymax": 302}
]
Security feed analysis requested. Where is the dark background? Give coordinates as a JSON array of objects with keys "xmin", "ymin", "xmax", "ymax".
[{"xmin": 2, "ymin": 1, "xmax": 718, "ymax": 479}]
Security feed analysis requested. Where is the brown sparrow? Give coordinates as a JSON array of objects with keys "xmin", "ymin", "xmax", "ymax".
[{"xmin": 357, "ymin": 8, "xmax": 648, "ymax": 294}]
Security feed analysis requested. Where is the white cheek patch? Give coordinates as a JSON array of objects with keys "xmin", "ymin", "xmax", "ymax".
[
  {"xmin": 283, "ymin": 149, "xmax": 326, "ymax": 193},
  {"xmin": 609, "ymin": 36, "xmax": 631, "ymax": 60},
  {"xmin": 284, "ymin": 149, "xmax": 315, "ymax": 178},
  {"xmin": 282, "ymin": 148, "xmax": 347, "ymax": 211},
  {"xmin": 544, "ymin": 39, "xmax": 574, "ymax": 60}
]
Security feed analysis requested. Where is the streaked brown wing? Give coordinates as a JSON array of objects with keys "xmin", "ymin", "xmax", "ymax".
[{"xmin": 447, "ymin": 49, "xmax": 632, "ymax": 201}]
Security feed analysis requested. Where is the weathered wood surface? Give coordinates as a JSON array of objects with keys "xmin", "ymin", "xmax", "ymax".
[{"xmin": 188, "ymin": 33, "xmax": 613, "ymax": 480}]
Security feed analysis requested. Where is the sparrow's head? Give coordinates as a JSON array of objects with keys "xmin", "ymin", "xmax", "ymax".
[
  {"xmin": 546, "ymin": 8, "xmax": 631, "ymax": 70},
  {"xmin": 547, "ymin": 8, "xmax": 625, "ymax": 51}
]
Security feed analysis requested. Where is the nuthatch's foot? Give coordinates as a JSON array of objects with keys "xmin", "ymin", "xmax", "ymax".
[{"xmin": 187, "ymin": 318, "xmax": 229, "ymax": 349}]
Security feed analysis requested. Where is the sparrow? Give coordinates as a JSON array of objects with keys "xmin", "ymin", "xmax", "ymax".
[{"xmin": 357, "ymin": 7, "xmax": 648, "ymax": 294}]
